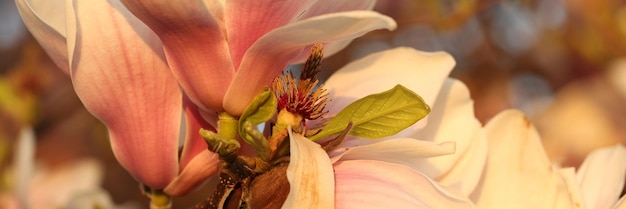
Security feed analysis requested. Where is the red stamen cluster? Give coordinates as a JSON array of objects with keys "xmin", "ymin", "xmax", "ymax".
[{"xmin": 272, "ymin": 43, "xmax": 329, "ymax": 120}]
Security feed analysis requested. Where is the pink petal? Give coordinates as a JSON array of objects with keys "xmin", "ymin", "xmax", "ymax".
[
  {"xmin": 164, "ymin": 150, "xmax": 220, "ymax": 196},
  {"xmin": 224, "ymin": 11, "xmax": 396, "ymax": 116},
  {"xmin": 283, "ymin": 128, "xmax": 335, "ymax": 208},
  {"xmin": 577, "ymin": 144, "xmax": 626, "ymax": 209},
  {"xmin": 472, "ymin": 110, "xmax": 578, "ymax": 208},
  {"xmin": 246, "ymin": 0, "xmax": 378, "ymax": 65},
  {"xmin": 179, "ymin": 96, "xmax": 214, "ymax": 170},
  {"xmin": 225, "ymin": 0, "xmax": 316, "ymax": 68},
  {"xmin": 67, "ymin": 0, "xmax": 181, "ymax": 189},
  {"xmin": 120, "ymin": 0, "xmax": 234, "ymax": 111},
  {"xmin": 15, "ymin": 0, "xmax": 69, "ymax": 73},
  {"xmin": 334, "ymin": 160, "xmax": 474, "ymax": 208}
]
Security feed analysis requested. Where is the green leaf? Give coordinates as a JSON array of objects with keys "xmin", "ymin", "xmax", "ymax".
[
  {"xmin": 238, "ymin": 88, "xmax": 277, "ymax": 145},
  {"xmin": 310, "ymin": 85, "xmax": 430, "ymax": 141}
]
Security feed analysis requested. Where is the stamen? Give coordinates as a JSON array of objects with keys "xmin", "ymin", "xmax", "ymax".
[{"xmin": 272, "ymin": 43, "xmax": 330, "ymax": 121}]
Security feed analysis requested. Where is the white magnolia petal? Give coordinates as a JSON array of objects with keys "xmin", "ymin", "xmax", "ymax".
[
  {"xmin": 14, "ymin": 128, "xmax": 35, "ymax": 208},
  {"xmin": 283, "ymin": 128, "xmax": 334, "ymax": 209},
  {"xmin": 614, "ymin": 196, "xmax": 626, "ymax": 209},
  {"xmin": 324, "ymin": 47, "xmax": 454, "ymax": 117},
  {"xmin": 66, "ymin": 189, "xmax": 115, "ymax": 209},
  {"xmin": 412, "ymin": 79, "xmax": 487, "ymax": 195},
  {"xmin": 577, "ymin": 144, "xmax": 626, "ymax": 209},
  {"xmin": 16, "ymin": 0, "xmax": 69, "ymax": 73},
  {"xmin": 334, "ymin": 160, "xmax": 474, "ymax": 208},
  {"xmin": 224, "ymin": 11, "xmax": 396, "ymax": 116},
  {"xmin": 30, "ymin": 159, "xmax": 104, "ymax": 209},
  {"xmin": 331, "ymin": 138, "xmax": 455, "ymax": 165},
  {"xmin": 558, "ymin": 168, "xmax": 586, "ymax": 209},
  {"xmin": 472, "ymin": 110, "xmax": 578, "ymax": 208},
  {"xmin": 288, "ymin": 0, "xmax": 377, "ymax": 62},
  {"xmin": 299, "ymin": 0, "xmax": 376, "ymax": 20}
]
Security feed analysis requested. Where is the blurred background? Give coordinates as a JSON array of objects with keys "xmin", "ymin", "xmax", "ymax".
[{"xmin": 1, "ymin": 0, "xmax": 625, "ymax": 208}]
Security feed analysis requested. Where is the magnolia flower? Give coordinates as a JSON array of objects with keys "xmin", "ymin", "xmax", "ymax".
[
  {"xmin": 16, "ymin": 0, "xmax": 395, "ymax": 197},
  {"xmin": 120, "ymin": 0, "xmax": 394, "ymax": 116},
  {"xmin": 472, "ymin": 109, "xmax": 626, "ymax": 209},
  {"xmin": 282, "ymin": 47, "xmax": 487, "ymax": 207}
]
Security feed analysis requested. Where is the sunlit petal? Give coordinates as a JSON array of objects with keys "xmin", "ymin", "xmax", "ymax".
[
  {"xmin": 330, "ymin": 138, "xmax": 455, "ymax": 165},
  {"xmin": 324, "ymin": 47, "xmax": 454, "ymax": 119},
  {"xmin": 283, "ymin": 128, "xmax": 334, "ymax": 209},
  {"xmin": 577, "ymin": 144, "xmax": 626, "ymax": 209},
  {"xmin": 121, "ymin": 0, "xmax": 234, "ymax": 111},
  {"xmin": 614, "ymin": 196, "xmax": 626, "ymax": 209},
  {"xmin": 224, "ymin": 11, "xmax": 396, "ymax": 116},
  {"xmin": 410, "ymin": 79, "xmax": 487, "ymax": 195},
  {"xmin": 334, "ymin": 160, "xmax": 474, "ymax": 208},
  {"xmin": 15, "ymin": 0, "xmax": 69, "ymax": 73},
  {"xmin": 225, "ymin": 0, "xmax": 316, "ymax": 68},
  {"xmin": 275, "ymin": 0, "xmax": 378, "ymax": 64},
  {"xmin": 472, "ymin": 110, "xmax": 579, "ymax": 208},
  {"xmin": 298, "ymin": 0, "xmax": 375, "ymax": 20},
  {"xmin": 67, "ymin": 0, "xmax": 181, "ymax": 189}
]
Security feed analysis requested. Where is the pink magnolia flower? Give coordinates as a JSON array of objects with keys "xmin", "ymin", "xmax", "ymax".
[
  {"xmin": 119, "ymin": 0, "xmax": 395, "ymax": 116},
  {"xmin": 17, "ymin": 0, "xmax": 395, "ymax": 197},
  {"xmin": 282, "ymin": 47, "xmax": 486, "ymax": 207},
  {"xmin": 472, "ymin": 109, "xmax": 626, "ymax": 209}
]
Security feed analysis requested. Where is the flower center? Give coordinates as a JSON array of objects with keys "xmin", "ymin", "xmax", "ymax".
[{"xmin": 272, "ymin": 43, "xmax": 329, "ymax": 125}]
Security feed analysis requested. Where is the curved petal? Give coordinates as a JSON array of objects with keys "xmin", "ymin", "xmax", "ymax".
[
  {"xmin": 615, "ymin": 196, "xmax": 626, "ymax": 209},
  {"xmin": 472, "ymin": 110, "xmax": 578, "ymax": 208},
  {"xmin": 411, "ymin": 79, "xmax": 486, "ymax": 195},
  {"xmin": 324, "ymin": 47, "xmax": 454, "ymax": 121},
  {"xmin": 330, "ymin": 138, "xmax": 455, "ymax": 165},
  {"xmin": 334, "ymin": 160, "xmax": 474, "ymax": 208},
  {"xmin": 164, "ymin": 150, "xmax": 220, "ymax": 196},
  {"xmin": 224, "ymin": 11, "xmax": 397, "ymax": 116},
  {"xmin": 225, "ymin": 0, "xmax": 316, "ymax": 68},
  {"xmin": 577, "ymin": 144, "xmax": 626, "ymax": 209},
  {"xmin": 67, "ymin": 0, "xmax": 181, "ymax": 189},
  {"xmin": 298, "ymin": 0, "xmax": 376, "ymax": 20},
  {"xmin": 324, "ymin": 48, "xmax": 484, "ymax": 195},
  {"xmin": 179, "ymin": 96, "xmax": 214, "ymax": 170},
  {"xmin": 272, "ymin": 0, "xmax": 378, "ymax": 64},
  {"xmin": 16, "ymin": 0, "xmax": 69, "ymax": 73},
  {"xmin": 283, "ymin": 128, "xmax": 334, "ymax": 209},
  {"xmin": 121, "ymin": 0, "xmax": 234, "ymax": 111}
]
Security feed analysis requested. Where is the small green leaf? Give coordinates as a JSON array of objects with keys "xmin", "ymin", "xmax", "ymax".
[
  {"xmin": 310, "ymin": 85, "xmax": 430, "ymax": 141},
  {"xmin": 238, "ymin": 88, "xmax": 277, "ymax": 145}
]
